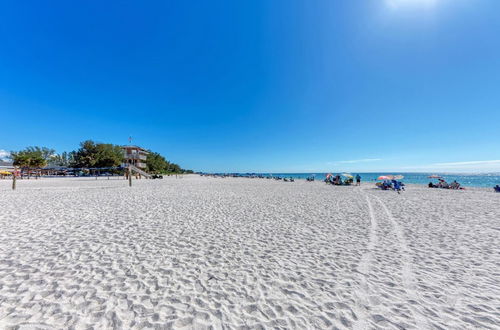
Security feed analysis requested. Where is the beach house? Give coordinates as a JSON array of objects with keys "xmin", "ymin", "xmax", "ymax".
[
  {"xmin": 0, "ymin": 160, "xmax": 14, "ymax": 178},
  {"xmin": 122, "ymin": 146, "xmax": 148, "ymax": 170},
  {"xmin": 0, "ymin": 160, "xmax": 14, "ymax": 171}
]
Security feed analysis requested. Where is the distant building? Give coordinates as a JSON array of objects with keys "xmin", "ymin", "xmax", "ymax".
[
  {"xmin": 122, "ymin": 146, "xmax": 148, "ymax": 169},
  {"xmin": 0, "ymin": 160, "xmax": 14, "ymax": 170}
]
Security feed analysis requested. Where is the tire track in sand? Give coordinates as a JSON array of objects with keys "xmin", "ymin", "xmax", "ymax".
[
  {"xmin": 371, "ymin": 193, "xmax": 430, "ymax": 329},
  {"xmin": 352, "ymin": 190, "xmax": 378, "ymax": 330},
  {"xmin": 357, "ymin": 194, "xmax": 378, "ymax": 274}
]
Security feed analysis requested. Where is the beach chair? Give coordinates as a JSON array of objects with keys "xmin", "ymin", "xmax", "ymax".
[
  {"xmin": 376, "ymin": 182, "xmax": 390, "ymax": 190},
  {"xmin": 494, "ymin": 186, "xmax": 500, "ymax": 193}
]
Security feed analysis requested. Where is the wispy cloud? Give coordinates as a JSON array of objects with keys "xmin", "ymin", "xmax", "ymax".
[
  {"xmin": 401, "ymin": 160, "xmax": 500, "ymax": 172},
  {"xmin": 432, "ymin": 160, "xmax": 500, "ymax": 167},
  {"xmin": 336, "ymin": 158, "xmax": 382, "ymax": 164},
  {"xmin": 0, "ymin": 149, "xmax": 10, "ymax": 160}
]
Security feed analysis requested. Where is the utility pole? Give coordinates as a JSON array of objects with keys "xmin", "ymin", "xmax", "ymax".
[
  {"xmin": 12, "ymin": 167, "xmax": 17, "ymax": 190},
  {"xmin": 128, "ymin": 165, "xmax": 132, "ymax": 187}
]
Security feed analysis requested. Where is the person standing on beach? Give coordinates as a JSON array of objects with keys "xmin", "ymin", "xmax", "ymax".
[{"xmin": 356, "ymin": 174, "xmax": 361, "ymax": 186}]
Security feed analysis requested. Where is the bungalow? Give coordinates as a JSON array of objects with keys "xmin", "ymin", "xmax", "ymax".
[{"xmin": 121, "ymin": 145, "xmax": 148, "ymax": 170}]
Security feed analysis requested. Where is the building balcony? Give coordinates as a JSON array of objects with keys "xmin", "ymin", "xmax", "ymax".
[
  {"xmin": 125, "ymin": 153, "xmax": 147, "ymax": 161},
  {"xmin": 122, "ymin": 161, "xmax": 147, "ymax": 169}
]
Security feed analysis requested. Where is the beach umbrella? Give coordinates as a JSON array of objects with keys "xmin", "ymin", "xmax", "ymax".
[
  {"xmin": 341, "ymin": 173, "xmax": 354, "ymax": 178},
  {"xmin": 326, "ymin": 173, "xmax": 332, "ymax": 179},
  {"xmin": 428, "ymin": 175, "xmax": 442, "ymax": 179},
  {"xmin": 393, "ymin": 175, "xmax": 404, "ymax": 180},
  {"xmin": 0, "ymin": 170, "xmax": 12, "ymax": 175},
  {"xmin": 377, "ymin": 175, "xmax": 393, "ymax": 180}
]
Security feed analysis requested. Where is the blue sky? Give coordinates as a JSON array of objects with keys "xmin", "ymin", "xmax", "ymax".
[{"xmin": 1, "ymin": 0, "xmax": 499, "ymax": 172}]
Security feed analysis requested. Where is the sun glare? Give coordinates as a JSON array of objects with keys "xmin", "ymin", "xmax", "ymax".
[{"xmin": 385, "ymin": 0, "xmax": 438, "ymax": 9}]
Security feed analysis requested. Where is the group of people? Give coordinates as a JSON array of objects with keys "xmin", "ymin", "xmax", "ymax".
[
  {"xmin": 377, "ymin": 179, "xmax": 405, "ymax": 193},
  {"xmin": 325, "ymin": 174, "xmax": 361, "ymax": 186},
  {"xmin": 202, "ymin": 173, "xmax": 497, "ymax": 192},
  {"xmin": 428, "ymin": 179, "xmax": 462, "ymax": 190}
]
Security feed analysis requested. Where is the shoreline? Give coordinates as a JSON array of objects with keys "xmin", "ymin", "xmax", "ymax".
[
  {"xmin": 2, "ymin": 173, "xmax": 498, "ymax": 191},
  {"xmin": 201, "ymin": 172, "xmax": 500, "ymax": 189}
]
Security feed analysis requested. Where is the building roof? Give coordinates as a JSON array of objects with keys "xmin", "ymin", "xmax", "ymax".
[{"xmin": 121, "ymin": 145, "xmax": 149, "ymax": 153}]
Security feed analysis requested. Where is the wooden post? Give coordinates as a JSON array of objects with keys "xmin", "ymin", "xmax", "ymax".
[
  {"xmin": 12, "ymin": 167, "xmax": 17, "ymax": 190},
  {"xmin": 128, "ymin": 166, "xmax": 132, "ymax": 187}
]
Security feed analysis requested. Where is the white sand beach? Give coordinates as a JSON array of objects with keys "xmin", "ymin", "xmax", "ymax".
[{"xmin": 0, "ymin": 176, "xmax": 498, "ymax": 329}]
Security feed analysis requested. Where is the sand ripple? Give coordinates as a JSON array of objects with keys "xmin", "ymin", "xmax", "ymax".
[{"xmin": 0, "ymin": 177, "xmax": 498, "ymax": 329}]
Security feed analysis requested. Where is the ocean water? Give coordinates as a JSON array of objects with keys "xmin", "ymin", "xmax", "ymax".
[{"xmin": 244, "ymin": 173, "xmax": 500, "ymax": 188}]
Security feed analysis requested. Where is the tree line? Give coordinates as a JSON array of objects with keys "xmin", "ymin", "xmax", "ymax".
[{"xmin": 9, "ymin": 140, "xmax": 192, "ymax": 174}]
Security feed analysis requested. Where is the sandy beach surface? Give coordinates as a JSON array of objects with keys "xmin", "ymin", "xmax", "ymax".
[{"xmin": 0, "ymin": 175, "xmax": 498, "ymax": 329}]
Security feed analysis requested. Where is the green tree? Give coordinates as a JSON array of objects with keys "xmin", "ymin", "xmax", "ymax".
[
  {"xmin": 11, "ymin": 147, "xmax": 54, "ymax": 168},
  {"xmin": 34, "ymin": 147, "xmax": 56, "ymax": 163},
  {"xmin": 168, "ymin": 163, "xmax": 181, "ymax": 173},
  {"xmin": 72, "ymin": 140, "xmax": 123, "ymax": 168},
  {"xmin": 49, "ymin": 151, "xmax": 73, "ymax": 167},
  {"xmin": 146, "ymin": 152, "xmax": 169, "ymax": 173},
  {"xmin": 11, "ymin": 146, "xmax": 54, "ymax": 177},
  {"xmin": 144, "ymin": 150, "xmax": 191, "ymax": 174},
  {"xmin": 95, "ymin": 144, "xmax": 124, "ymax": 168},
  {"xmin": 72, "ymin": 140, "xmax": 98, "ymax": 167},
  {"xmin": 11, "ymin": 152, "xmax": 31, "ymax": 168}
]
